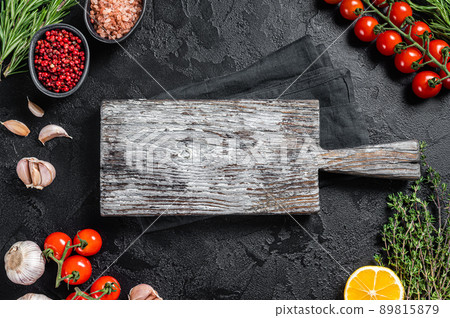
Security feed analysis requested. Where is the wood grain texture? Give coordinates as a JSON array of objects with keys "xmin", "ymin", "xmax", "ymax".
[
  {"xmin": 101, "ymin": 99, "xmax": 420, "ymax": 216},
  {"xmin": 320, "ymin": 141, "xmax": 420, "ymax": 180}
]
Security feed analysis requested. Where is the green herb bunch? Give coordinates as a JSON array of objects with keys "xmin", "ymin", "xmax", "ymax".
[
  {"xmin": 0, "ymin": 0, "xmax": 77, "ymax": 79},
  {"xmin": 406, "ymin": 0, "xmax": 450, "ymax": 41},
  {"xmin": 375, "ymin": 142, "xmax": 450, "ymax": 300}
]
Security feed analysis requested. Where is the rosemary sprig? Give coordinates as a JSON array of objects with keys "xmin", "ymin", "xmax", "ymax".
[
  {"xmin": 406, "ymin": 0, "xmax": 450, "ymax": 41},
  {"xmin": 375, "ymin": 142, "xmax": 450, "ymax": 300},
  {"xmin": 0, "ymin": 0, "xmax": 77, "ymax": 80}
]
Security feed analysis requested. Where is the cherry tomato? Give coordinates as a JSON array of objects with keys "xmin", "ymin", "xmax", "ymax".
[
  {"xmin": 324, "ymin": 0, "xmax": 342, "ymax": 4},
  {"xmin": 354, "ymin": 16, "xmax": 379, "ymax": 42},
  {"xmin": 439, "ymin": 63, "xmax": 450, "ymax": 89},
  {"xmin": 395, "ymin": 47, "xmax": 423, "ymax": 73},
  {"xmin": 389, "ymin": 2, "xmax": 412, "ymax": 27},
  {"xmin": 412, "ymin": 71, "xmax": 442, "ymax": 98},
  {"xmin": 90, "ymin": 276, "xmax": 121, "ymax": 300},
  {"xmin": 61, "ymin": 255, "xmax": 92, "ymax": 285},
  {"xmin": 406, "ymin": 21, "xmax": 431, "ymax": 46},
  {"xmin": 73, "ymin": 229, "xmax": 102, "ymax": 256},
  {"xmin": 44, "ymin": 232, "xmax": 72, "ymax": 260},
  {"xmin": 425, "ymin": 40, "xmax": 449, "ymax": 68},
  {"xmin": 371, "ymin": 0, "xmax": 389, "ymax": 8},
  {"xmin": 340, "ymin": 0, "xmax": 363, "ymax": 20},
  {"xmin": 376, "ymin": 30, "xmax": 402, "ymax": 56},
  {"xmin": 66, "ymin": 292, "xmax": 89, "ymax": 300}
]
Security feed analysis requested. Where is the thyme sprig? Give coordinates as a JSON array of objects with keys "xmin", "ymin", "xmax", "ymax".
[
  {"xmin": 375, "ymin": 142, "xmax": 450, "ymax": 300},
  {"xmin": 0, "ymin": 0, "xmax": 77, "ymax": 80}
]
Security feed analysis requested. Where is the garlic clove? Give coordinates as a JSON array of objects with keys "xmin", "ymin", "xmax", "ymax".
[
  {"xmin": 38, "ymin": 162, "xmax": 56, "ymax": 188},
  {"xmin": 4, "ymin": 241, "xmax": 45, "ymax": 285},
  {"xmin": 1, "ymin": 120, "xmax": 30, "ymax": 137},
  {"xmin": 27, "ymin": 97, "xmax": 45, "ymax": 118},
  {"xmin": 17, "ymin": 158, "xmax": 33, "ymax": 188},
  {"xmin": 29, "ymin": 161, "xmax": 42, "ymax": 189},
  {"xmin": 18, "ymin": 293, "xmax": 52, "ymax": 300},
  {"xmin": 146, "ymin": 292, "xmax": 163, "ymax": 300},
  {"xmin": 41, "ymin": 161, "xmax": 56, "ymax": 180},
  {"xmin": 38, "ymin": 124, "xmax": 72, "ymax": 145},
  {"xmin": 128, "ymin": 284, "xmax": 163, "ymax": 300}
]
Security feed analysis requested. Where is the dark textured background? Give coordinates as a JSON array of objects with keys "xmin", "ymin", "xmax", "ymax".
[{"xmin": 1, "ymin": 0, "xmax": 449, "ymax": 300}]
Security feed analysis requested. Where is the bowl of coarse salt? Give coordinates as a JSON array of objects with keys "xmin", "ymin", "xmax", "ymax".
[{"xmin": 84, "ymin": 0, "xmax": 147, "ymax": 43}]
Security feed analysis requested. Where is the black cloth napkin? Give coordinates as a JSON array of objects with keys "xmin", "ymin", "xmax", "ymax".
[{"xmin": 138, "ymin": 35, "xmax": 369, "ymax": 233}]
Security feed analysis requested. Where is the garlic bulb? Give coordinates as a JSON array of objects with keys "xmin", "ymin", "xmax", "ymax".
[
  {"xmin": 18, "ymin": 293, "xmax": 52, "ymax": 300},
  {"xmin": 4, "ymin": 241, "xmax": 45, "ymax": 285},
  {"xmin": 16, "ymin": 157, "xmax": 56, "ymax": 190},
  {"xmin": 128, "ymin": 284, "xmax": 163, "ymax": 300}
]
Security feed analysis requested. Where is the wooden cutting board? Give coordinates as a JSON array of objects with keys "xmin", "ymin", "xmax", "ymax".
[{"xmin": 100, "ymin": 99, "xmax": 420, "ymax": 216}]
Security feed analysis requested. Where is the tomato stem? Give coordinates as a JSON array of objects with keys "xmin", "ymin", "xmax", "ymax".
[
  {"xmin": 75, "ymin": 231, "xmax": 89, "ymax": 251},
  {"xmin": 362, "ymin": 0, "xmax": 450, "ymax": 77},
  {"xmin": 44, "ymin": 241, "xmax": 84, "ymax": 288},
  {"xmin": 428, "ymin": 77, "xmax": 440, "ymax": 88},
  {"xmin": 72, "ymin": 287, "xmax": 99, "ymax": 300},
  {"xmin": 436, "ymin": 73, "xmax": 450, "ymax": 84},
  {"xmin": 71, "ymin": 283, "xmax": 119, "ymax": 300}
]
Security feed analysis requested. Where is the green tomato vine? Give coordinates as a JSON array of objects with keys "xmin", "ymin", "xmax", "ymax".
[
  {"xmin": 361, "ymin": 0, "xmax": 450, "ymax": 86},
  {"xmin": 43, "ymin": 235, "xmax": 114, "ymax": 300}
]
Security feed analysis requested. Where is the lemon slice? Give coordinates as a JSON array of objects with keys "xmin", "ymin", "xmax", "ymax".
[{"xmin": 344, "ymin": 266, "xmax": 405, "ymax": 300}]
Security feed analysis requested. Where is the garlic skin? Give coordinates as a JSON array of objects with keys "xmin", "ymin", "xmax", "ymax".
[
  {"xmin": 27, "ymin": 97, "xmax": 45, "ymax": 118},
  {"xmin": 1, "ymin": 120, "xmax": 30, "ymax": 137},
  {"xmin": 38, "ymin": 124, "xmax": 72, "ymax": 145},
  {"xmin": 4, "ymin": 241, "xmax": 45, "ymax": 285},
  {"xmin": 16, "ymin": 157, "xmax": 56, "ymax": 190},
  {"xmin": 128, "ymin": 284, "xmax": 163, "ymax": 300},
  {"xmin": 18, "ymin": 293, "xmax": 52, "ymax": 300}
]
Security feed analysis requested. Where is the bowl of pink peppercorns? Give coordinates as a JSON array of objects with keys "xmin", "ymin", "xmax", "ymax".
[{"xmin": 29, "ymin": 24, "xmax": 90, "ymax": 98}]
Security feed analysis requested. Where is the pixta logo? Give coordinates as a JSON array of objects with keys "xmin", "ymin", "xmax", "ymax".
[{"xmin": 125, "ymin": 128, "xmax": 318, "ymax": 173}]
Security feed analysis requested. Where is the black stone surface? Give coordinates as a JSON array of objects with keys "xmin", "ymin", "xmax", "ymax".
[{"xmin": 1, "ymin": 0, "xmax": 449, "ymax": 300}]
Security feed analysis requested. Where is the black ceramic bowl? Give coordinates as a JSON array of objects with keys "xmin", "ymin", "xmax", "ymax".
[
  {"xmin": 84, "ymin": 0, "xmax": 147, "ymax": 43},
  {"xmin": 29, "ymin": 23, "xmax": 90, "ymax": 98}
]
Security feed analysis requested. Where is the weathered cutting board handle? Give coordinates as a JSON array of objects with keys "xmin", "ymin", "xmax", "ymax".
[{"xmin": 320, "ymin": 140, "xmax": 421, "ymax": 180}]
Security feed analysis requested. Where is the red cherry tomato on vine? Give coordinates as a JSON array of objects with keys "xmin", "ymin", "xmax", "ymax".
[
  {"xmin": 371, "ymin": 0, "xmax": 389, "ymax": 8},
  {"xmin": 354, "ymin": 16, "xmax": 379, "ymax": 42},
  {"xmin": 376, "ymin": 30, "xmax": 402, "ymax": 56},
  {"xmin": 389, "ymin": 2, "xmax": 412, "ymax": 27},
  {"xmin": 439, "ymin": 63, "xmax": 450, "ymax": 89},
  {"xmin": 324, "ymin": 0, "xmax": 342, "ymax": 4},
  {"xmin": 61, "ymin": 255, "xmax": 92, "ymax": 285},
  {"xmin": 66, "ymin": 292, "xmax": 89, "ymax": 300},
  {"xmin": 395, "ymin": 47, "xmax": 423, "ymax": 73},
  {"xmin": 73, "ymin": 229, "xmax": 102, "ymax": 256},
  {"xmin": 44, "ymin": 232, "xmax": 72, "ymax": 260},
  {"xmin": 340, "ymin": 0, "xmax": 363, "ymax": 21},
  {"xmin": 406, "ymin": 21, "xmax": 432, "ymax": 46},
  {"xmin": 425, "ymin": 40, "xmax": 449, "ymax": 68},
  {"xmin": 90, "ymin": 276, "xmax": 121, "ymax": 300},
  {"xmin": 412, "ymin": 71, "xmax": 442, "ymax": 99}
]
